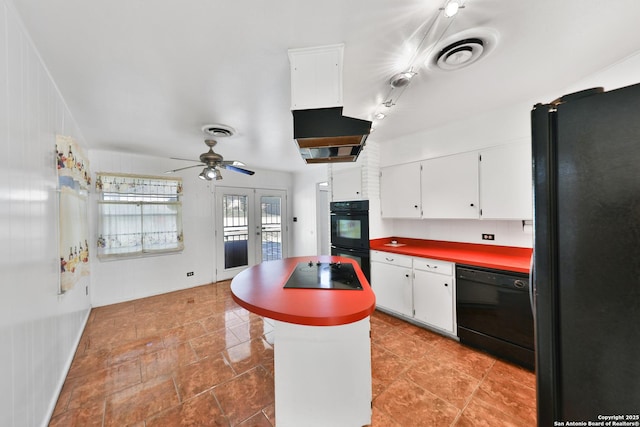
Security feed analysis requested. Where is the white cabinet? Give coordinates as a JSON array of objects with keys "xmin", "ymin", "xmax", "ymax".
[
  {"xmin": 380, "ymin": 162, "xmax": 421, "ymax": 218},
  {"xmin": 379, "ymin": 143, "xmax": 533, "ymax": 220},
  {"xmin": 370, "ymin": 251, "xmax": 456, "ymax": 335},
  {"xmin": 331, "ymin": 167, "xmax": 362, "ymax": 201},
  {"xmin": 370, "ymin": 251, "xmax": 413, "ymax": 317},
  {"xmin": 479, "ymin": 143, "xmax": 533, "ymax": 219},
  {"xmin": 422, "ymin": 151, "xmax": 479, "ymax": 219},
  {"xmin": 288, "ymin": 44, "xmax": 343, "ymax": 110},
  {"xmin": 413, "ymin": 259, "xmax": 455, "ymax": 333}
]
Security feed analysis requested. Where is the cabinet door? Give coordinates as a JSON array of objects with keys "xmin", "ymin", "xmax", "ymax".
[
  {"xmin": 479, "ymin": 143, "xmax": 533, "ymax": 219},
  {"xmin": 413, "ymin": 269, "xmax": 454, "ymax": 333},
  {"xmin": 370, "ymin": 261, "xmax": 413, "ymax": 317},
  {"xmin": 380, "ymin": 162, "xmax": 421, "ymax": 218},
  {"xmin": 421, "ymin": 152, "xmax": 479, "ymax": 219},
  {"xmin": 331, "ymin": 167, "xmax": 362, "ymax": 201}
]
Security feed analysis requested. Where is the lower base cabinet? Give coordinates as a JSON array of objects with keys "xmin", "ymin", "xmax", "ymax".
[
  {"xmin": 371, "ymin": 250, "xmax": 456, "ymax": 335},
  {"xmin": 370, "ymin": 253, "xmax": 412, "ymax": 317}
]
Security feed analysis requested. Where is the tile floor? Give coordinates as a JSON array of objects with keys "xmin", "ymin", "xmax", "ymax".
[{"xmin": 50, "ymin": 281, "xmax": 536, "ymax": 426}]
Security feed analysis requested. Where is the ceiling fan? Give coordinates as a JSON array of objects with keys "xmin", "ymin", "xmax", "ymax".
[{"xmin": 165, "ymin": 139, "xmax": 255, "ymax": 180}]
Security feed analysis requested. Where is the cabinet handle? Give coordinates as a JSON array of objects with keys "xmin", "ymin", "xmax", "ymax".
[
  {"xmin": 405, "ymin": 274, "xmax": 410, "ymax": 278},
  {"xmin": 444, "ymin": 283, "xmax": 448, "ymax": 287},
  {"xmin": 470, "ymin": 203, "xmax": 475, "ymax": 207},
  {"xmin": 385, "ymin": 257, "xmax": 394, "ymax": 262},
  {"xmin": 414, "ymin": 205, "xmax": 418, "ymax": 208}
]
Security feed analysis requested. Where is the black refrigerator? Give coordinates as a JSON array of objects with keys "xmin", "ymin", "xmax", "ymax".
[{"xmin": 532, "ymin": 83, "xmax": 640, "ymax": 425}]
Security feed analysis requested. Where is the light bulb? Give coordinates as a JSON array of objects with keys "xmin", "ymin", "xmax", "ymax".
[
  {"xmin": 444, "ymin": 1, "xmax": 460, "ymax": 17},
  {"xmin": 204, "ymin": 168, "xmax": 216, "ymax": 180}
]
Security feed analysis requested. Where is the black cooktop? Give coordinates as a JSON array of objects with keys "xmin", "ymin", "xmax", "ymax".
[{"xmin": 283, "ymin": 261, "xmax": 363, "ymax": 290}]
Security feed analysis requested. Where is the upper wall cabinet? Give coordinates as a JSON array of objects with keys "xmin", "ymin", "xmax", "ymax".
[
  {"xmin": 479, "ymin": 143, "xmax": 532, "ymax": 220},
  {"xmin": 288, "ymin": 44, "xmax": 344, "ymax": 110},
  {"xmin": 380, "ymin": 162, "xmax": 421, "ymax": 218},
  {"xmin": 331, "ymin": 167, "xmax": 362, "ymax": 201},
  {"xmin": 422, "ymin": 151, "xmax": 479, "ymax": 219},
  {"xmin": 379, "ymin": 143, "xmax": 533, "ymax": 220}
]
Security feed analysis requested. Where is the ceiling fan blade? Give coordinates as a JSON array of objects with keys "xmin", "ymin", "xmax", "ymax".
[
  {"xmin": 223, "ymin": 164, "xmax": 255, "ymax": 175},
  {"xmin": 164, "ymin": 164, "xmax": 204, "ymax": 173},
  {"xmin": 170, "ymin": 157, "xmax": 201, "ymax": 163},
  {"xmin": 221, "ymin": 160, "xmax": 246, "ymax": 167}
]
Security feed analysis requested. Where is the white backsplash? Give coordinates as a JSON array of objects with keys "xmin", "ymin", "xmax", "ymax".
[{"xmin": 390, "ymin": 218, "xmax": 533, "ymax": 248}]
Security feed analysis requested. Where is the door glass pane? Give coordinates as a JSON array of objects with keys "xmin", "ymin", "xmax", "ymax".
[
  {"xmin": 223, "ymin": 194, "xmax": 248, "ymax": 269},
  {"xmin": 261, "ymin": 196, "xmax": 282, "ymax": 261}
]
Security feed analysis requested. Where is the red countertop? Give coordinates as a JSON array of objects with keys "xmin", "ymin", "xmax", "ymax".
[
  {"xmin": 230, "ymin": 256, "xmax": 376, "ymax": 327},
  {"xmin": 370, "ymin": 238, "xmax": 532, "ymax": 274}
]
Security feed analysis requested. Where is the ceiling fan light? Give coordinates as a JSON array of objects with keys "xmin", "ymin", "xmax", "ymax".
[
  {"xmin": 204, "ymin": 167, "xmax": 217, "ymax": 180},
  {"xmin": 215, "ymin": 169, "xmax": 223, "ymax": 180},
  {"xmin": 198, "ymin": 168, "xmax": 208, "ymax": 180}
]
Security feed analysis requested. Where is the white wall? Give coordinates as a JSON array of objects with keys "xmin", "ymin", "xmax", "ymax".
[
  {"xmin": 89, "ymin": 149, "xmax": 293, "ymax": 306},
  {"xmin": 373, "ymin": 49, "xmax": 640, "ymax": 249},
  {"xmin": 291, "ymin": 165, "xmax": 328, "ymax": 256},
  {"xmin": 374, "ymin": 103, "xmax": 534, "ymax": 247},
  {"xmin": 0, "ymin": 3, "xmax": 91, "ymax": 426}
]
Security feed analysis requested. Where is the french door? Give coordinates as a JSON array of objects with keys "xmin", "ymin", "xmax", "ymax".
[{"xmin": 215, "ymin": 187, "xmax": 287, "ymax": 280}]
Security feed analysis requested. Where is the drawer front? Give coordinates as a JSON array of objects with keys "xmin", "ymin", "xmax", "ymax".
[
  {"xmin": 370, "ymin": 250, "xmax": 413, "ymax": 268},
  {"xmin": 413, "ymin": 257, "xmax": 453, "ymax": 275}
]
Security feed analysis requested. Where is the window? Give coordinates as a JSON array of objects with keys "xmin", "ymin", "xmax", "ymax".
[{"xmin": 96, "ymin": 173, "xmax": 183, "ymax": 259}]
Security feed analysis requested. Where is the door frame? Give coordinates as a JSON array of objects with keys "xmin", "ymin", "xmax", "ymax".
[{"xmin": 214, "ymin": 186, "xmax": 288, "ymax": 280}]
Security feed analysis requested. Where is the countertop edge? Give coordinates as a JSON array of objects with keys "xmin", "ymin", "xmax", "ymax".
[
  {"xmin": 370, "ymin": 238, "xmax": 532, "ymax": 274},
  {"xmin": 230, "ymin": 256, "xmax": 377, "ymax": 327}
]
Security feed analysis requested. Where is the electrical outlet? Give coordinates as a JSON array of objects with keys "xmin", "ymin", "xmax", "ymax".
[
  {"xmin": 186, "ymin": 272, "xmax": 194, "ymax": 277},
  {"xmin": 482, "ymin": 234, "xmax": 495, "ymax": 241}
]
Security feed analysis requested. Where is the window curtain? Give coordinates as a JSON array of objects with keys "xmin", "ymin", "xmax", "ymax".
[{"xmin": 96, "ymin": 173, "xmax": 183, "ymax": 258}]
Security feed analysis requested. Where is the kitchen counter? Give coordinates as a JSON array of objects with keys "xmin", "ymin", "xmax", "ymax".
[
  {"xmin": 230, "ymin": 256, "xmax": 374, "ymax": 426},
  {"xmin": 370, "ymin": 237, "xmax": 532, "ymax": 274},
  {"xmin": 230, "ymin": 256, "xmax": 376, "ymax": 326}
]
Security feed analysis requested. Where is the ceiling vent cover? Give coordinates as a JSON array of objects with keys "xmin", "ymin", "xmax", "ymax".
[
  {"xmin": 436, "ymin": 38, "xmax": 484, "ymax": 70},
  {"xmin": 426, "ymin": 28, "xmax": 499, "ymax": 72},
  {"xmin": 202, "ymin": 124, "xmax": 235, "ymax": 138}
]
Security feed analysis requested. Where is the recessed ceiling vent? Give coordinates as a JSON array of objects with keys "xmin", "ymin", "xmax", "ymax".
[
  {"xmin": 436, "ymin": 38, "xmax": 484, "ymax": 70},
  {"xmin": 202, "ymin": 124, "xmax": 235, "ymax": 138},
  {"xmin": 426, "ymin": 28, "xmax": 499, "ymax": 72}
]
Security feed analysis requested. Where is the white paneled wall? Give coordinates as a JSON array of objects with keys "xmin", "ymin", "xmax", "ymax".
[
  {"xmin": 0, "ymin": 3, "xmax": 91, "ymax": 427},
  {"xmin": 291, "ymin": 165, "xmax": 328, "ymax": 257}
]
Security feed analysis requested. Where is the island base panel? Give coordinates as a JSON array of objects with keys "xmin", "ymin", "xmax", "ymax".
[{"xmin": 273, "ymin": 317, "xmax": 372, "ymax": 427}]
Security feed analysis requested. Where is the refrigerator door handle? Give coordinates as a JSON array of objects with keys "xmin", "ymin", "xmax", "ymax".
[{"xmin": 529, "ymin": 252, "xmax": 534, "ymax": 312}]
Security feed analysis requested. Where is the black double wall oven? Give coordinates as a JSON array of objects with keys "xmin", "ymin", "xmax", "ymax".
[{"xmin": 330, "ymin": 200, "xmax": 370, "ymax": 282}]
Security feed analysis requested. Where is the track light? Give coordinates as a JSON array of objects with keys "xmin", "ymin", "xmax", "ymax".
[
  {"xmin": 443, "ymin": 0, "xmax": 463, "ymax": 18},
  {"xmin": 389, "ymin": 70, "xmax": 416, "ymax": 88}
]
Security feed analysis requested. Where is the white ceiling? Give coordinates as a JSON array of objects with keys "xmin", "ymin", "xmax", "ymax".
[{"xmin": 10, "ymin": 0, "xmax": 640, "ymax": 173}]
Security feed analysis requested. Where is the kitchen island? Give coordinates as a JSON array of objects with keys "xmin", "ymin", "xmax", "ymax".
[{"xmin": 231, "ymin": 256, "xmax": 376, "ymax": 427}]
